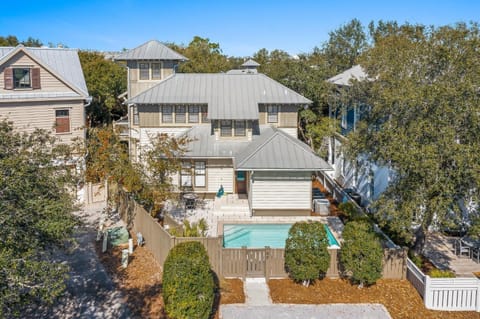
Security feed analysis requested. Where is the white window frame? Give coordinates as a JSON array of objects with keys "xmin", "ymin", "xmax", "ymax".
[
  {"xmin": 194, "ymin": 161, "xmax": 206, "ymax": 187},
  {"xmin": 13, "ymin": 67, "xmax": 31, "ymax": 89},
  {"xmin": 175, "ymin": 105, "xmax": 186, "ymax": 123},
  {"xmin": 180, "ymin": 162, "xmax": 192, "ymax": 187},
  {"xmin": 139, "ymin": 62, "xmax": 149, "ymax": 80},
  {"xmin": 132, "ymin": 106, "xmax": 139, "ymax": 125},
  {"xmin": 162, "ymin": 105, "xmax": 173, "ymax": 123},
  {"xmin": 220, "ymin": 120, "xmax": 232, "ymax": 136},
  {"xmin": 234, "ymin": 120, "xmax": 246, "ymax": 136},
  {"xmin": 151, "ymin": 62, "xmax": 162, "ymax": 80},
  {"xmin": 267, "ymin": 105, "xmax": 279, "ymax": 123},
  {"xmin": 188, "ymin": 105, "xmax": 199, "ymax": 123}
]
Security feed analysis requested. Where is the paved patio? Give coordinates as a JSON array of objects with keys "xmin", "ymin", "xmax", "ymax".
[
  {"xmin": 165, "ymin": 193, "xmax": 344, "ymax": 239},
  {"xmin": 424, "ymin": 233, "xmax": 480, "ymax": 277}
]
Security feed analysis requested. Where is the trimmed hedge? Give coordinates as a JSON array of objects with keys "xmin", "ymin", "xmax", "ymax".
[
  {"xmin": 340, "ymin": 220, "xmax": 383, "ymax": 286},
  {"xmin": 285, "ymin": 221, "xmax": 330, "ymax": 286},
  {"xmin": 162, "ymin": 241, "xmax": 214, "ymax": 319}
]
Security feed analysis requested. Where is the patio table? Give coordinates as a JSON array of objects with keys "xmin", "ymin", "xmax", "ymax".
[{"xmin": 183, "ymin": 193, "xmax": 197, "ymax": 210}]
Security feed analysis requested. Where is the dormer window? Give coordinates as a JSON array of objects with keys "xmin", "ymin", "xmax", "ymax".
[
  {"xmin": 4, "ymin": 67, "xmax": 40, "ymax": 90},
  {"xmin": 152, "ymin": 63, "xmax": 162, "ymax": 79}
]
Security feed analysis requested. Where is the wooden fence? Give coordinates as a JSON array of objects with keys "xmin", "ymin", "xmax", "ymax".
[
  {"xmin": 407, "ymin": 258, "xmax": 480, "ymax": 312},
  {"xmin": 119, "ymin": 192, "xmax": 406, "ymax": 280}
]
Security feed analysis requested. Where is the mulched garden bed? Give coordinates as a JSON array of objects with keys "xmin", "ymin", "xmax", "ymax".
[
  {"xmin": 97, "ymin": 232, "xmax": 244, "ymax": 319},
  {"xmin": 269, "ymin": 278, "xmax": 480, "ymax": 319}
]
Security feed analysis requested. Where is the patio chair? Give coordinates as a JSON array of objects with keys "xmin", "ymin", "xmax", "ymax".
[{"xmin": 458, "ymin": 240, "xmax": 471, "ymax": 258}]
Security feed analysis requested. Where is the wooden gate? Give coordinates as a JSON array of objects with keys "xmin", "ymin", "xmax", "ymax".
[{"xmin": 246, "ymin": 249, "xmax": 266, "ymax": 277}]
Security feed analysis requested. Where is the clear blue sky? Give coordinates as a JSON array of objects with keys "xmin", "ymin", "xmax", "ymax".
[{"xmin": 1, "ymin": 0, "xmax": 478, "ymax": 56}]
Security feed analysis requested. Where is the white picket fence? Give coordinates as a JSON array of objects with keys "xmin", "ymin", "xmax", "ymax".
[{"xmin": 407, "ymin": 258, "xmax": 480, "ymax": 311}]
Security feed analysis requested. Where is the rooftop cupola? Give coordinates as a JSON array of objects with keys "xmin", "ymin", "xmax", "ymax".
[{"xmin": 240, "ymin": 59, "xmax": 260, "ymax": 73}]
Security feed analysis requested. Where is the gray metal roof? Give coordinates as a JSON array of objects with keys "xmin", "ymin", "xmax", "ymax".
[
  {"xmin": 241, "ymin": 59, "xmax": 260, "ymax": 67},
  {"xmin": 183, "ymin": 125, "xmax": 253, "ymax": 158},
  {"xmin": 128, "ymin": 73, "xmax": 312, "ymax": 120},
  {"xmin": 235, "ymin": 127, "xmax": 331, "ymax": 171},
  {"xmin": 181, "ymin": 125, "xmax": 331, "ymax": 171},
  {"xmin": 0, "ymin": 46, "xmax": 89, "ymax": 97},
  {"xmin": 327, "ymin": 65, "xmax": 368, "ymax": 86},
  {"xmin": 114, "ymin": 40, "xmax": 187, "ymax": 61}
]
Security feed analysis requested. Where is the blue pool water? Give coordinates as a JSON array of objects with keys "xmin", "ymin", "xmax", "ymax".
[{"xmin": 223, "ymin": 223, "xmax": 340, "ymax": 248}]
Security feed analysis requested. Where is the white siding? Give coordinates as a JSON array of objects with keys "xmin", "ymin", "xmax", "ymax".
[
  {"xmin": 251, "ymin": 171, "xmax": 311, "ymax": 210},
  {"xmin": 278, "ymin": 127, "xmax": 297, "ymax": 139},
  {"xmin": 207, "ymin": 159, "xmax": 234, "ymax": 193}
]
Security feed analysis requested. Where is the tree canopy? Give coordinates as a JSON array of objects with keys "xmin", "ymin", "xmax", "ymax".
[
  {"xmin": 0, "ymin": 121, "xmax": 78, "ymax": 317},
  {"xmin": 0, "ymin": 35, "xmax": 43, "ymax": 47},
  {"xmin": 346, "ymin": 22, "xmax": 480, "ymax": 249},
  {"xmin": 78, "ymin": 51, "xmax": 127, "ymax": 126}
]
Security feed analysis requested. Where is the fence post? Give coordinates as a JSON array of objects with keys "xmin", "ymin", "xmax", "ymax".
[
  {"xmin": 477, "ymin": 279, "xmax": 480, "ymax": 312},
  {"xmin": 242, "ymin": 246, "xmax": 247, "ymax": 280},
  {"xmin": 424, "ymin": 275, "xmax": 431, "ymax": 309},
  {"xmin": 265, "ymin": 246, "xmax": 270, "ymax": 281}
]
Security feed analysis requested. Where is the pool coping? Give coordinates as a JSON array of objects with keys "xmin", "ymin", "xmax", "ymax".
[{"xmin": 218, "ymin": 216, "xmax": 343, "ymax": 249}]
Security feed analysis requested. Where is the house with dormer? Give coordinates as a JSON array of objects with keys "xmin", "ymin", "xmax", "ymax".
[
  {"xmin": 117, "ymin": 40, "xmax": 331, "ymax": 216},
  {"xmin": 0, "ymin": 45, "xmax": 90, "ymax": 146}
]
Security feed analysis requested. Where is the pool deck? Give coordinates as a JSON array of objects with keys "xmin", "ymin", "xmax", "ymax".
[{"xmin": 165, "ymin": 193, "xmax": 344, "ymax": 242}]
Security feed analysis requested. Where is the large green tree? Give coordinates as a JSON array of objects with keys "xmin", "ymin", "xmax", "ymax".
[
  {"xmin": 347, "ymin": 22, "xmax": 480, "ymax": 250},
  {"xmin": 78, "ymin": 51, "xmax": 127, "ymax": 126},
  {"xmin": 0, "ymin": 35, "xmax": 43, "ymax": 47},
  {"xmin": 0, "ymin": 121, "xmax": 78, "ymax": 318},
  {"xmin": 170, "ymin": 36, "xmax": 232, "ymax": 73}
]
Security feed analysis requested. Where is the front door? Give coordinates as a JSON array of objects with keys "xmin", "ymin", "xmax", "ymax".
[{"xmin": 236, "ymin": 171, "xmax": 247, "ymax": 194}]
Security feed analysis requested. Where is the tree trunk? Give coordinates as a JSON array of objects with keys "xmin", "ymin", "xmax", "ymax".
[{"xmin": 413, "ymin": 225, "xmax": 427, "ymax": 254}]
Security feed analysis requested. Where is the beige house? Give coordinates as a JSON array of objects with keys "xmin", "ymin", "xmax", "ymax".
[
  {"xmin": 118, "ymin": 41, "xmax": 331, "ymax": 216},
  {"xmin": 0, "ymin": 45, "xmax": 90, "ymax": 145}
]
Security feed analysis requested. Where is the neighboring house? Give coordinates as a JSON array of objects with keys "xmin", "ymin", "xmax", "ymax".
[
  {"xmin": 119, "ymin": 41, "xmax": 331, "ymax": 216},
  {"xmin": 0, "ymin": 45, "xmax": 90, "ymax": 146},
  {"xmin": 326, "ymin": 65, "xmax": 392, "ymax": 205}
]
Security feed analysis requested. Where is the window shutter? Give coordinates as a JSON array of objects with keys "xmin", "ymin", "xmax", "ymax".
[
  {"xmin": 31, "ymin": 68, "xmax": 41, "ymax": 89},
  {"xmin": 4, "ymin": 67, "xmax": 13, "ymax": 89},
  {"xmin": 56, "ymin": 117, "xmax": 70, "ymax": 133}
]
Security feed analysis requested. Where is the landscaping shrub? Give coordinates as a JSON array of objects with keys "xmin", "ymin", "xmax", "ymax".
[
  {"xmin": 162, "ymin": 241, "xmax": 215, "ymax": 319},
  {"xmin": 429, "ymin": 269, "xmax": 455, "ymax": 278},
  {"xmin": 340, "ymin": 220, "xmax": 383, "ymax": 287},
  {"xmin": 338, "ymin": 202, "xmax": 366, "ymax": 222},
  {"xmin": 284, "ymin": 221, "xmax": 330, "ymax": 286}
]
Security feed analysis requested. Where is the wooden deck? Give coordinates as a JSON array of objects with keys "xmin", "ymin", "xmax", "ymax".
[{"xmin": 424, "ymin": 233, "xmax": 480, "ymax": 277}]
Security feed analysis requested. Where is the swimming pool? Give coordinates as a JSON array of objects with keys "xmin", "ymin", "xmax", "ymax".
[{"xmin": 223, "ymin": 223, "xmax": 340, "ymax": 249}]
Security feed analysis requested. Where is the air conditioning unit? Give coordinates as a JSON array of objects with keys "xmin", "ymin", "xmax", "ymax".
[{"xmin": 314, "ymin": 199, "xmax": 330, "ymax": 216}]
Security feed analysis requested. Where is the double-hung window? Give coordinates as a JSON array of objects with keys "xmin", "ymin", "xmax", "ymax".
[
  {"xmin": 267, "ymin": 105, "xmax": 279, "ymax": 123},
  {"xmin": 139, "ymin": 63, "xmax": 149, "ymax": 80},
  {"xmin": 194, "ymin": 161, "xmax": 206, "ymax": 187},
  {"xmin": 175, "ymin": 105, "xmax": 186, "ymax": 123},
  {"xmin": 220, "ymin": 120, "xmax": 232, "ymax": 136},
  {"xmin": 201, "ymin": 106, "xmax": 209, "ymax": 123},
  {"xmin": 151, "ymin": 63, "xmax": 162, "ymax": 80},
  {"xmin": 14, "ymin": 68, "xmax": 31, "ymax": 88},
  {"xmin": 180, "ymin": 162, "xmax": 192, "ymax": 187},
  {"xmin": 162, "ymin": 105, "xmax": 173, "ymax": 123},
  {"xmin": 55, "ymin": 109, "xmax": 70, "ymax": 133},
  {"xmin": 234, "ymin": 120, "xmax": 246, "ymax": 136},
  {"xmin": 188, "ymin": 105, "xmax": 199, "ymax": 123}
]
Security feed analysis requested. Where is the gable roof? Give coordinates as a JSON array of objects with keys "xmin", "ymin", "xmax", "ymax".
[
  {"xmin": 235, "ymin": 127, "xmax": 331, "ymax": 171},
  {"xmin": 0, "ymin": 45, "xmax": 89, "ymax": 97},
  {"xmin": 114, "ymin": 40, "xmax": 188, "ymax": 61},
  {"xmin": 127, "ymin": 73, "xmax": 312, "ymax": 120},
  {"xmin": 327, "ymin": 65, "xmax": 368, "ymax": 86}
]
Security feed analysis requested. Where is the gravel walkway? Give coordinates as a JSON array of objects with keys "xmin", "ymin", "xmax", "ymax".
[{"xmin": 23, "ymin": 204, "xmax": 132, "ymax": 319}]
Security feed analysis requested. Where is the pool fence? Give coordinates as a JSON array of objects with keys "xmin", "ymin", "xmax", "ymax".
[{"xmin": 119, "ymin": 191, "xmax": 406, "ymax": 280}]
